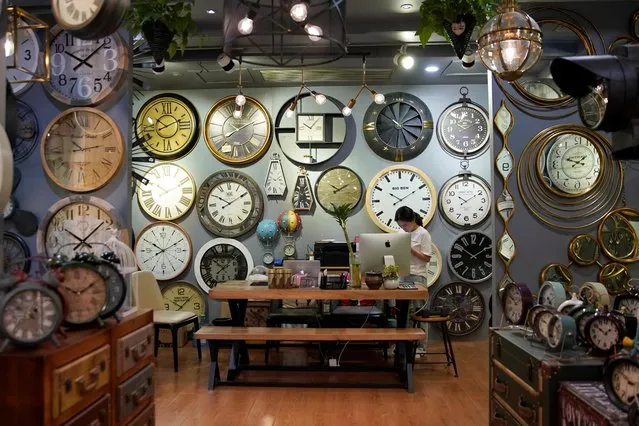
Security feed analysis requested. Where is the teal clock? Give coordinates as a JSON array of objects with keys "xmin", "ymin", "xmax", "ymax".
[{"xmin": 547, "ymin": 314, "xmax": 577, "ymax": 350}]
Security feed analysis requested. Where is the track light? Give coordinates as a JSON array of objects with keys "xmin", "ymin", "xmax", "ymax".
[
  {"xmin": 217, "ymin": 53, "xmax": 235, "ymax": 73},
  {"xmin": 290, "ymin": 1, "xmax": 309, "ymax": 22},
  {"xmin": 304, "ymin": 23, "xmax": 323, "ymax": 41},
  {"xmin": 238, "ymin": 9, "xmax": 257, "ymax": 35},
  {"xmin": 394, "ymin": 45, "xmax": 414, "ymax": 70}
]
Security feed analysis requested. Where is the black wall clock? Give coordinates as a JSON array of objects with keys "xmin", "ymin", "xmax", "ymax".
[
  {"xmin": 362, "ymin": 92, "xmax": 433, "ymax": 162},
  {"xmin": 292, "ymin": 167, "xmax": 314, "ymax": 211},
  {"xmin": 448, "ymin": 231, "xmax": 492, "ymax": 283},
  {"xmin": 194, "ymin": 238, "xmax": 254, "ymax": 292},
  {"xmin": 430, "ymin": 282, "xmax": 485, "ymax": 336}
]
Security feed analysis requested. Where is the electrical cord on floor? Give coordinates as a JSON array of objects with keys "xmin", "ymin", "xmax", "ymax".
[{"xmin": 336, "ymin": 304, "xmax": 377, "ymax": 366}]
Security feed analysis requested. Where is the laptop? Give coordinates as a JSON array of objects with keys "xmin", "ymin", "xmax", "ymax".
[{"xmin": 283, "ymin": 260, "xmax": 322, "ymax": 288}]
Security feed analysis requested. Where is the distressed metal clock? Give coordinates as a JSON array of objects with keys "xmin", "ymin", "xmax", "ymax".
[
  {"xmin": 315, "ymin": 166, "xmax": 362, "ymax": 212},
  {"xmin": 3, "ymin": 231, "xmax": 30, "ymax": 274},
  {"xmin": 362, "ymin": 92, "xmax": 433, "ymax": 162},
  {"xmin": 436, "ymin": 87, "xmax": 490, "ymax": 158},
  {"xmin": 135, "ymin": 221, "xmax": 192, "ymax": 281},
  {"xmin": 366, "ymin": 165, "xmax": 437, "ymax": 232},
  {"xmin": 204, "ymin": 95, "xmax": 272, "ymax": 165},
  {"xmin": 448, "ymin": 231, "xmax": 492, "ymax": 283},
  {"xmin": 13, "ymin": 100, "xmax": 38, "ymax": 163},
  {"xmin": 292, "ymin": 167, "xmax": 314, "ymax": 212},
  {"xmin": 137, "ymin": 162, "xmax": 196, "ymax": 221},
  {"xmin": 194, "ymin": 238, "xmax": 254, "ymax": 292},
  {"xmin": 161, "ymin": 281, "xmax": 205, "ymax": 317},
  {"xmin": 46, "ymin": 27, "xmax": 129, "ymax": 106},
  {"xmin": 40, "ymin": 107, "xmax": 124, "ymax": 192},
  {"xmin": 264, "ymin": 153, "xmax": 287, "ymax": 197},
  {"xmin": 439, "ymin": 173, "xmax": 491, "ymax": 228},
  {"xmin": 135, "ymin": 93, "xmax": 199, "ymax": 160},
  {"xmin": 6, "ymin": 15, "xmax": 40, "ymax": 96},
  {"xmin": 197, "ymin": 170, "xmax": 264, "ymax": 238},
  {"xmin": 430, "ymin": 281, "xmax": 485, "ymax": 336}
]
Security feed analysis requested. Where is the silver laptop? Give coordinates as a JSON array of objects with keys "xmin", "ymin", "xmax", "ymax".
[{"xmin": 283, "ymin": 260, "xmax": 321, "ymax": 288}]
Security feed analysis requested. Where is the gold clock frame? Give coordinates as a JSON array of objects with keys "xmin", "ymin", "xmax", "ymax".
[
  {"xmin": 136, "ymin": 162, "xmax": 196, "ymax": 221},
  {"xmin": 598, "ymin": 262, "xmax": 631, "ymax": 296},
  {"xmin": 365, "ymin": 165, "xmax": 437, "ymax": 233},
  {"xmin": 539, "ymin": 262, "xmax": 573, "ymax": 291},
  {"xmin": 135, "ymin": 221, "xmax": 193, "ymax": 281},
  {"xmin": 597, "ymin": 208, "xmax": 639, "ymax": 263},
  {"xmin": 203, "ymin": 95, "xmax": 272, "ymax": 166},
  {"xmin": 567, "ymin": 233, "xmax": 600, "ymax": 266}
]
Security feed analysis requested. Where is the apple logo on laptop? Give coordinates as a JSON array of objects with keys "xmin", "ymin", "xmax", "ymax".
[{"xmin": 385, "ymin": 240, "xmax": 391, "ymax": 248}]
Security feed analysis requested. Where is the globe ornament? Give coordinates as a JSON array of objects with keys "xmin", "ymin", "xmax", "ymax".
[
  {"xmin": 277, "ymin": 210, "xmax": 302, "ymax": 234},
  {"xmin": 256, "ymin": 219, "xmax": 280, "ymax": 243}
]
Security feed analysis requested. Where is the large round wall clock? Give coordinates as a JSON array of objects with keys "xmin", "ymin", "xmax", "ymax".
[
  {"xmin": 13, "ymin": 100, "xmax": 39, "ymax": 163},
  {"xmin": 45, "ymin": 27, "xmax": 129, "ymax": 106},
  {"xmin": 426, "ymin": 243, "xmax": 443, "ymax": 287},
  {"xmin": 161, "ymin": 281, "xmax": 206, "ymax": 317},
  {"xmin": 430, "ymin": 281, "xmax": 485, "ymax": 336},
  {"xmin": 135, "ymin": 93, "xmax": 199, "ymax": 160},
  {"xmin": 362, "ymin": 92, "xmax": 433, "ymax": 162},
  {"xmin": 275, "ymin": 92, "xmax": 349, "ymax": 165},
  {"xmin": 365, "ymin": 165, "xmax": 437, "ymax": 232},
  {"xmin": 197, "ymin": 170, "xmax": 264, "ymax": 238},
  {"xmin": 40, "ymin": 107, "xmax": 124, "ymax": 192},
  {"xmin": 3, "ymin": 231, "xmax": 30, "ymax": 274},
  {"xmin": 6, "ymin": 16, "xmax": 40, "ymax": 96},
  {"xmin": 136, "ymin": 162, "xmax": 196, "ymax": 221},
  {"xmin": 448, "ymin": 231, "xmax": 492, "ymax": 283},
  {"xmin": 315, "ymin": 166, "xmax": 362, "ymax": 212},
  {"xmin": 51, "ymin": 0, "xmax": 129, "ymax": 40},
  {"xmin": 36, "ymin": 195, "xmax": 129, "ymax": 257},
  {"xmin": 194, "ymin": 238, "xmax": 254, "ymax": 292},
  {"xmin": 204, "ymin": 95, "xmax": 272, "ymax": 165},
  {"xmin": 439, "ymin": 173, "xmax": 491, "ymax": 228},
  {"xmin": 134, "ymin": 221, "xmax": 192, "ymax": 281},
  {"xmin": 436, "ymin": 88, "xmax": 490, "ymax": 158}
]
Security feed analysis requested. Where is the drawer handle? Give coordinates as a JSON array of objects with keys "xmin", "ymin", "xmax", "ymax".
[
  {"xmin": 89, "ymin": 409, "xmax": 107, "ymax": 426},
  {"xmin": 518, "ymin": 397, "xmax": 536, "ymax": 423},
  {"xmin": 126, "ymin": 342, "xmax": 149, "ymax": 361},
  {"xmin": 492, "ymin": 413, "xmax": 507, "ymax": 426},
  {"xmin": 493, "ymin": 378, "xmax": 509, "ymax": 396},
  {"xmin": 128, "ymin": 384, "xmax": 150, "ymax": 406},
  {"xmin": 75, "ymin": 367, "xmax": 100, "ymax": 394}
]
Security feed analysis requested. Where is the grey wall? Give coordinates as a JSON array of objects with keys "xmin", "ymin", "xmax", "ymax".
[{"xmin": 133, "ymin": 82, "xmax": 495, "ymax": 338}]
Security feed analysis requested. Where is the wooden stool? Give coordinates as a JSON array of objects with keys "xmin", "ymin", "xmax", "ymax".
[{"xmin": 411, "ymin": 313, "xmax": 459, "ymax": 377}]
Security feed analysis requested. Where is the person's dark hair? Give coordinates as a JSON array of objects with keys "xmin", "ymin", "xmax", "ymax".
[{"xmin": 394, "ymin": 206, "xmax": 423, "ymax": 227}]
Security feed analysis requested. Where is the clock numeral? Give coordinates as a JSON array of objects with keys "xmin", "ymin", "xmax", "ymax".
[
  {"xmin": 101, "ymin": 158, "xmax": 113, "ymax": 168},
  {"xmin": 163, "ymin": 166, "xmax": 171, "ymax": 176},
  {"xmin": 161, "ymin": 102, "xmax": 173, "ymax": 115},
  {"xmin": 152, "ymin": 204, "xmax": 161, "ymax": 217},
  {"xmin": 179, "ymin": 121, "xmax": 191, "ymax": 130},
  {"xmin": 163, "ymin": 139, "xmax": 171, "ymax": 151},
  {"xmin": 179, "ymin": 196, "xmax": 191, "ymax": 206},
  {"xmin": 182, "ymin": 187, "xmax": 193, "ymax": 194},
  {"xmin": 179, "ymin": 177, "xmax": 190, "ymax": 186},
  {"xmin": 164, "ymin": 207, "xmax": 172, "ymax": 219},
  {"xmin": 144, "ymin": 198, "xmax": 155, "ymax": 209},
  {"xmin": 105, "ymin": 146, "xmax": 116, "ymax": 153}
]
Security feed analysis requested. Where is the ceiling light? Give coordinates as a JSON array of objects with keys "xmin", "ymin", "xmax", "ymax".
[
  {"xmin": 394, "ymin": 45, "xmax": 415, "ymax": 70},
  {"xmin": 342, "ymin": 100, "xmax": 355, "ymax": 117},
  {"xmin": 400, "ymin": 3, "xmax": 413, "ymax": 10},
  {"xmin": 341, "ymin": 56, "xmax": 386, "ymax": 117},
  {"xmin": 290, "ymin": 1, "xmax": 309, "ymax": 22},
  {"xmin": 424, "ymin": 65, "xmax": 439, "ymax": 73},
  {"xmin": 206, "ymin": 9, "xmax": 216, "ymax": 15},
  {"xmin": 238, "ymin": 15, "xmax": 254, "ymax": 35},
  {"xmin": 305, "ymin": 23, "xmax": 323, "ymax": 41},
  {"xmin": 235, "ymin": 94, "xmax": 246, "ymax": 106},
  {"xmin": 313, "ymin": 92, "xmax": 327, "ymax": 105},
  {"xmin": 233, "ymin": 104, "xmax": 242, "ymax": 118},
  {"xmin": 287, "ymin": 66, "xmax": 328, "ymax": 117}
]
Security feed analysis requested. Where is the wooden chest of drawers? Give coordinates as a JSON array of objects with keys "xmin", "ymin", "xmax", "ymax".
[
  {"xmin": 0, "ymin": 309, "xmax": 154, "ymax": 426},
  {"xmin": 490, "ymin": 328, "xmax": 607, "ymax": 426}
]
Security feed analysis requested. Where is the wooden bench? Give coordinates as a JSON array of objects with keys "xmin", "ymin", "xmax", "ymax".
[{"xmin": 194, "ymin": 326, "xmax": 425, "ymax": 392}]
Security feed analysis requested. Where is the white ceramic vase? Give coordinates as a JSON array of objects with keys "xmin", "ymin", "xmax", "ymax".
[{"xmin": 384, "ymin": 279, "xmax": 399, "ymax": 289}]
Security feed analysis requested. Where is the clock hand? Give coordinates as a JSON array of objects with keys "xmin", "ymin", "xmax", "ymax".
[
  {"xmin": 156, "ymin": 118, "xmax": 179, "ymax": 131},
  {"xmin": 144, "ymin": 239, "xmax": 165, "ymax": 253},
  {"xmin": 460, "ymin": 247, "xmax": 478, "ymax": 259},
  {"xmin": 393, "ymin": 188, "xmax": 420, "ymax": 205},
  {"xmin": 73, "ymin": 145, "xmax": 101, "ymax": 152},
  {"xmin": 210, "ymin": 195, "xmax": 232, "ymax": 206},
  {"xmin": 458, "ymin": 196, "xmax": 468, "ymax": 205},
  {"xmin": 65, "ymin": 228, "xmax": 88, "ymax": 244},
  {"xmin": 78, "ymin": 280, "xmax": 98, "ymax": 294},
  {"xmin": 224, "ymin": 122, "xmax": 253, "ymax": 138},
  {"xmin": 73, "ymin": 41, "xmax": 107, "ymax": 71},
  {"xmin": 64, "ymin": 51, "xmax": 93, "ymax": 69},
  {"xmin": 333, "ymin": 184, "xmax": 349, "ymax": 194},
  {"xmin": 177, "ymin": 294, "xmax": 196, "ymax": 310},
  {"xmin": 73, "ymin": 222, "xmax": 104, "ymax": 251},
  {"xmin": 225, "ymin": 192, "xmax": 248, "ymax": 207},
  {"xmin": 390, "ymin": 118, "xmax": 402, "ymax": 128},
  {"xmin": 70, "ymin": 139, "xmax": 85, "ymax": 151},
  {"xmin": 167, "ymin": 299, "xmax": 183, "ymax": 310}
]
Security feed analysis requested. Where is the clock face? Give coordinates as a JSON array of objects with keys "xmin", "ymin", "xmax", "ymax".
[
  {"xmin": 498, "ymin": 232, "xmax": 515, "ymax": 261},
  {"xmin": 47, "ymin": 28, "xmax": 128, "ymax": 106},
  {"xmin": 194, "ymin": 239, "xmax": 253, "ymax": 292},
  {"xmin": 502, "ymin": 283, "xmax": 532, "ymax": 325},
  {"xmin": 615, "ymin": 296, "xmax": 639, "ymax": 317},
  {"xmin": 204, "ymin": 95, "xmax": 272, "ymax": 165},
  {"xmin": 534, "ymin": 310, "xmax": 555, "ymax": 339},
  {"xmin": 539, "ymin": 282, "xmax": 563, "ymax": 307},
  {"xmin": 609, "ymin": 360, "xmax": 639, "ymax": 409},
  {"xmin": 60, "ymin": 264, "xmax": 107, "ymax": 324},
  {"xmin": 430, "ymin": 282, "xmax": 485, "ymax": 336},
  {"xmin": 297, "ymin": 114, "xmax": 324, "ymax": 142},
  {"xmin": 448, "ymin": 231, "xmax": 492, "ymax": 283},
  {"xmin": 363, "ymin": 92, "xmax": 433, "ymax": 162},
  {"xmin": 439, "ymin": 174, "xmax": 491, "ymax": 228},
  {"xmin": 579, "ymin": 86, "xmax": 607, "ymax": 129},
  {"xmin": 426, "ymin": 243, "xmax": 443, "ymax": 287},
  {"xmin": 135, "ymin": 93, "xmax": 199, "ymax": 160},
  {"xmin": 0, "ymin": 284, "xmax": 62, "ymax": 344},
  {"xmin": 6, "ymin": 17, "xmax": 39, "ymax": 96},
  {"xmin": 14, "ymin": 100, "xmax": 39, "ymax": 163},
  {"xmin": 161, "ymin": 282, "xmax": 205, "ymax": 316},
  {"xmin": 587, "ymin": 316, "xmax": 621, "ymax": 352},
  {"xmin": 366, "ymin": 166, "xmax": 437, "ymax": 232},
  {"xmin": 521, "ymin": 80, "xmax": 562, "ymax": 100},
  {"xmin": 40, "ymin": 107, "xmax": 124, "ymax": 192},
  {"xmin": 315, "ymin": 166, "xmax": 362, "ymax": 212},
  {"xmin": 599, "ymin": 262, "xmax": 630, "ymax": 295},
  {"xmin": 197, "ymin": 170, "xmax": 264, "ymax": 238},
  {"xmin": 37, "ymin": 196, "xmax": 129, "ymax": 257},
  {"xmin": 3, "ymin": 232, "xmax": 30, "ymax": 274},
  {"xmin": 135, "ymin": 222, "xmax": 192, "ymax": 281},
  {"xmin": 264, "ymin": 155, "xmax": 287, "ymax": 196},
  {"xmin": 95, "ymin": 262, "xmax": 126, "ymax": 318},
  {"xmin": 495, "ymin": 149, "xmax": 514, "ymax": 180},
  {"xmin": 52, "ymin": 0, "xmax": 103, "ymax": 29},
  {"xmin": 547, "ymin": 316, "xmax": 564, "ymax": 347},
  {"xmin": 539, "ymin": 133, "xmax": 602, "ymax": 196},
  {"xmin": 292, "ymin": 173, "xmax": 314, "ymax": 211},
  {"xmin": 437, "ymin": 101, "xmax": 489, "ymax": 157},
  {"xmin": 137, "ymin": 162, "xmax": 196, "ymax": 221}
]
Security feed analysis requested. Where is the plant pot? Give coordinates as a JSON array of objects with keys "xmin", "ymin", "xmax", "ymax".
[
  {"xmin": 384, "ymin": 279, "xmax": 400, "ymax": 290},
  {"xmin": 443, "ymin": 14, "xmax": 476, "ymax": 59},
  {"xmin": 142, "ymin": 20, "xmax": 175, "ymax": 65},
  {"xmin": 365, "ymin": 272, "xmax": 384, "ymax": 290}
]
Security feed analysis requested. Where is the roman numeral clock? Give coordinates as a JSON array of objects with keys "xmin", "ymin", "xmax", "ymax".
[{"xmin": 137, "ymin": 163, "xmax": 196, "ymax": 221}]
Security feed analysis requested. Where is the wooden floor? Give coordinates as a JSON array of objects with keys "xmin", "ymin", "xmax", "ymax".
[{"xmin": 155, "ymin": 340, "xmax": 489, "ymax": 426}]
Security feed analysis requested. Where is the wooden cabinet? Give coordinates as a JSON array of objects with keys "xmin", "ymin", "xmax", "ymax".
[
  {"xmin": 0, "ymin": 309, "xmax": 154, "ymax": 426},
  {"xmin": 489, "ymin": 328, "xmax": 607, "ymax": 426}
]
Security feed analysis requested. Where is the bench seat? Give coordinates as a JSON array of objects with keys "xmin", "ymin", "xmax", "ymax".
[{"xmin": 194, "ymin": 326, "xmax": 425, "ymax": 342}]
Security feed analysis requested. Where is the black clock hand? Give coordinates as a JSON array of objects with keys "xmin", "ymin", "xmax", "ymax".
[
  {"xmin": 458, "ymin": 196, "xmax": 468, "ymax": 205},
  {"xmin": 157, "ymin": 118, "xmax": 179, "ymax": 131},
  {"xmin": 333, "ymin": 184, "xmax": 349, "ymax": 194},
  {"xmin": 65, "ymin": 51, "xmax": 93, "ymax": 69},
  {"xmin": 177, "ymin": 294, "xmax": 196, "ymax": 310},
  {"xmin": 73, "ymin": 222, "xmax": 104, "ymax": 251},
  {"xmin": 224, "ymin": 192, "xmax": 248, "ymax": 207},
  {"xmin": 73, "ymin": 145, "xmax": 101, "ymax": 152},
  {"xmin": 144, "ymin": 239, "xmax": 165, "ymax": 253},
  {"xmin": 210, "ymin": 195, "xmax": 231, "ymax": 206},
  {"xmin": 73, "ymin": 41, "xmax": 106, "ymax": 71},
  {"xmin": 65, "ymin": 228, "xmax": 93, "ymax": 249}
]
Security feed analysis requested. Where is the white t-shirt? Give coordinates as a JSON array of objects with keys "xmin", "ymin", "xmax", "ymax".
[{"xmin": 400, "ymin": 226, "xmax": 432, "ymax": 278}]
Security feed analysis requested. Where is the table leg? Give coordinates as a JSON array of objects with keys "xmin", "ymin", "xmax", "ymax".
[
  {"xmin": 228, "ymin": 300, "xmax": 250, "ymax": 366},
  {"xmin": 207, "ymin": 340, "xmax": 220, "ymax": 390},
  {"xmin": 395, "ymin": 300, "xmax": 410, "ymax": 367}
]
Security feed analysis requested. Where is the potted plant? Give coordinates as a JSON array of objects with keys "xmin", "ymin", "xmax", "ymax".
[
  {"xmin": 326, "ymin": 203, "xmax": 361, "ymax": 288},
  {"xmin": 383, "ymin": 265, "xmax": 401, "ymax": 289},
  {"xmin": 416, "ymin": 0, "xmax": 499, "ymax": 58},
  {"xmin": 125, "ymin": 0, "xmax": 198, "ymax": 65}
]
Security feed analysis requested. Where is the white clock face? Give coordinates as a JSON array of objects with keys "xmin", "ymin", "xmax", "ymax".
[
  {"xmin": 137, "ymin": 163, "xmax": 195, "ymax": 221},
  {"xmin": 54, "ymin": 0, "xmax": 103, "ymax": 27},
  {"xmin": 537, "ymin": 311, "xmax": 554, "ymax": 338},
  {"xmin": 135, "ymin": 222, "xmax": 192, "ymax": 281},
  {"xmin": 297, "ymin": 115, "xmax": 324, "ymax": 142},
  {"xmin": 504, "ymin": 285, "xmax": 523, "ymax": 324},
  {"xmin": 47, "ymin": 29, "xmax": 128, "ymax": 105},
  {"xmin": 207, "ymin": 182, "xmax": 254, "ymax": 227},
  {"xmin": 544, "ymin": 134, "xmax": 601, "ymax": 195},
  {"xmin": 7, "ymin": 18, "xmax": 40, "ymax": 96},
  {"xmin": 611, "ymin": 361, "xmax": 639, "ymax": 406},
  {"xmin": 498, "ymin": 232, "xmax": 515, "ymax": 261},
  {"xmin": 588, "ymin": 317, "xmax": 619, "ymax": 351},
  {"xmin": 367, "ymin": 167, "xmax": 436, "ymax": 232},
  {"xmin": 265, "ymin": 159, "xmax": 286, "ymax": 196},
  {"xmin": 617, "ymin": 297, "xmax": 639, "ymax": 317},
  {"xmin": 440, "ymin": 175, "xmax": 491, "ymax": 228}
]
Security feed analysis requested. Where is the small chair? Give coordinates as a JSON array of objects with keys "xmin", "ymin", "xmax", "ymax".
[
  {"xmin": 411, "ymin": 310, "xmax": 458, "ymax": 377},
  {"xmin": 131, "ymin": 271, "xmax": 202, "ymax": 372}
]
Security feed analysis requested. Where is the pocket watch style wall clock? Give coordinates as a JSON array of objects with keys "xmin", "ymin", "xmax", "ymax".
[
  {"xmin": 448, "ymin": 231, "xmax": 492, "ymax": 283},
  {"xmin": 13, "ymin": 100, "xmax": 38, "ymax": 163},
  {"xmin": 315, "ymin": 166, "xmax": 362, "ymax": 212},
  {"xmin": 46, "ymin": 28, "xmax": 129, "ymax": 106},
  {"xmin": 194, "ymin": 238, "xmax": 254, "ymax": 292},
  {"xmin": 599, "ymin": 262, "xmax": 631, "ymax": 295},
  {"xmin": 6, "ymin": 16, "xmax": 40, "ymax": 96},
  {"xmin": 59, "ymin": 261, "xmax": 107, "ymax": 325},
  {"xmin": 275, "ymin": 92, "xmax": 348, "ymax": 165},
  {"xmin": 3, "ymin": 231, "xmax": 30, "ymax": 274},
  {"xmin": 439, "ymin": 173, "xmax": 491, "ymax": 228},
  {"xmin": 36, "ymin": 196, "xmax": 129, "ymax": 257},
  {"xmin": 363, "ymin": 92, "xmax": 433, "ymax": 162},
  {"xmin": 135, "ymin": 93, "xmax": 199, "ymax": 160},
  {"xmin": 265, "ymin": 153, "xmax": 287, "ymax": 197},
  {"xmin": 292, "ymin": 167, "xmax": 314, "ymax": 211},
  {"xmin": 436, "ymin": 87, "xmax": 490, "ymax": 158},
  {"xmin": 598, "ymin": 210, "xmax": 639, "ymax": 263},
  {"xmin": 197, "ymin": 170, "xmax": 264, "ymax": 238},
  {"xmin": 568, "ymin": 234, "xmax": 600, "ymax": 266},
  {"xmin": 135, "ymin": 221, "xmax": 192, "ymax": 281},
  {"xmin": 430, "ymin": 282, "xmax": 485, "ymax": 336},
  {"xmin": 161, "ymin": 281, "xmax": 205, "ymax": 317},
  {"xmin": 137, "ymin": 162, "xmax": 196, "ymax": 221},
  {"xmin": 366, "ymin": 165, "xmax": 437, "ymax": 232},
  {"xmin": 204, "ymin": 95, "xmax": 272, "ymax": 165},
  {"xmin": 539, "ymin": 263, "xmax": 573, "ymax": 289},
  {"xmin": 501, "ymin": 282, "xmax": 533, "ymax": 325},
  {"xmin": 40, "ymin": 107, "xmax": 124, "ymax": 192}
]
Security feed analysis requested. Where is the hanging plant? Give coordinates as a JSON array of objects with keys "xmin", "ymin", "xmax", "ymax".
[
  {"xmin": 417, "ymin": 0, "xmax": 500, "ymax": 58},
  {"xmin": 125, "ymin": 0, "xmax": 198, "ymax": 61}
]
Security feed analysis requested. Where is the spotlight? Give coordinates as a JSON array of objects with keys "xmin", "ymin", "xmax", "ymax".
[
  {"xmin": 305, "ymin": 23, "xmax": 323, "ymax": 41},
  {"xmin": 217, "ymin": 53, "xmax": 235, "ymax": 73},
  {"xmin": 152, "ymin": 59, "xmax": 165, "ymax": 75},
  {"xmin": 235, "ymin": 94, "xmax": 246, "ymax": 106},
  {"xmin": 342, "ymin": 99, "xmax": 356, "ymax": 117},
  {"xmin": 400, "ymin": 3, "xmax": 413, "ymax": 10},
  {"xmin": 290, "ymin": 1, "xmax": 309, "ymax": 22},
  {"xmin": 394, "ymin": 45, "xmax": 414, "ymax": 70}
]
